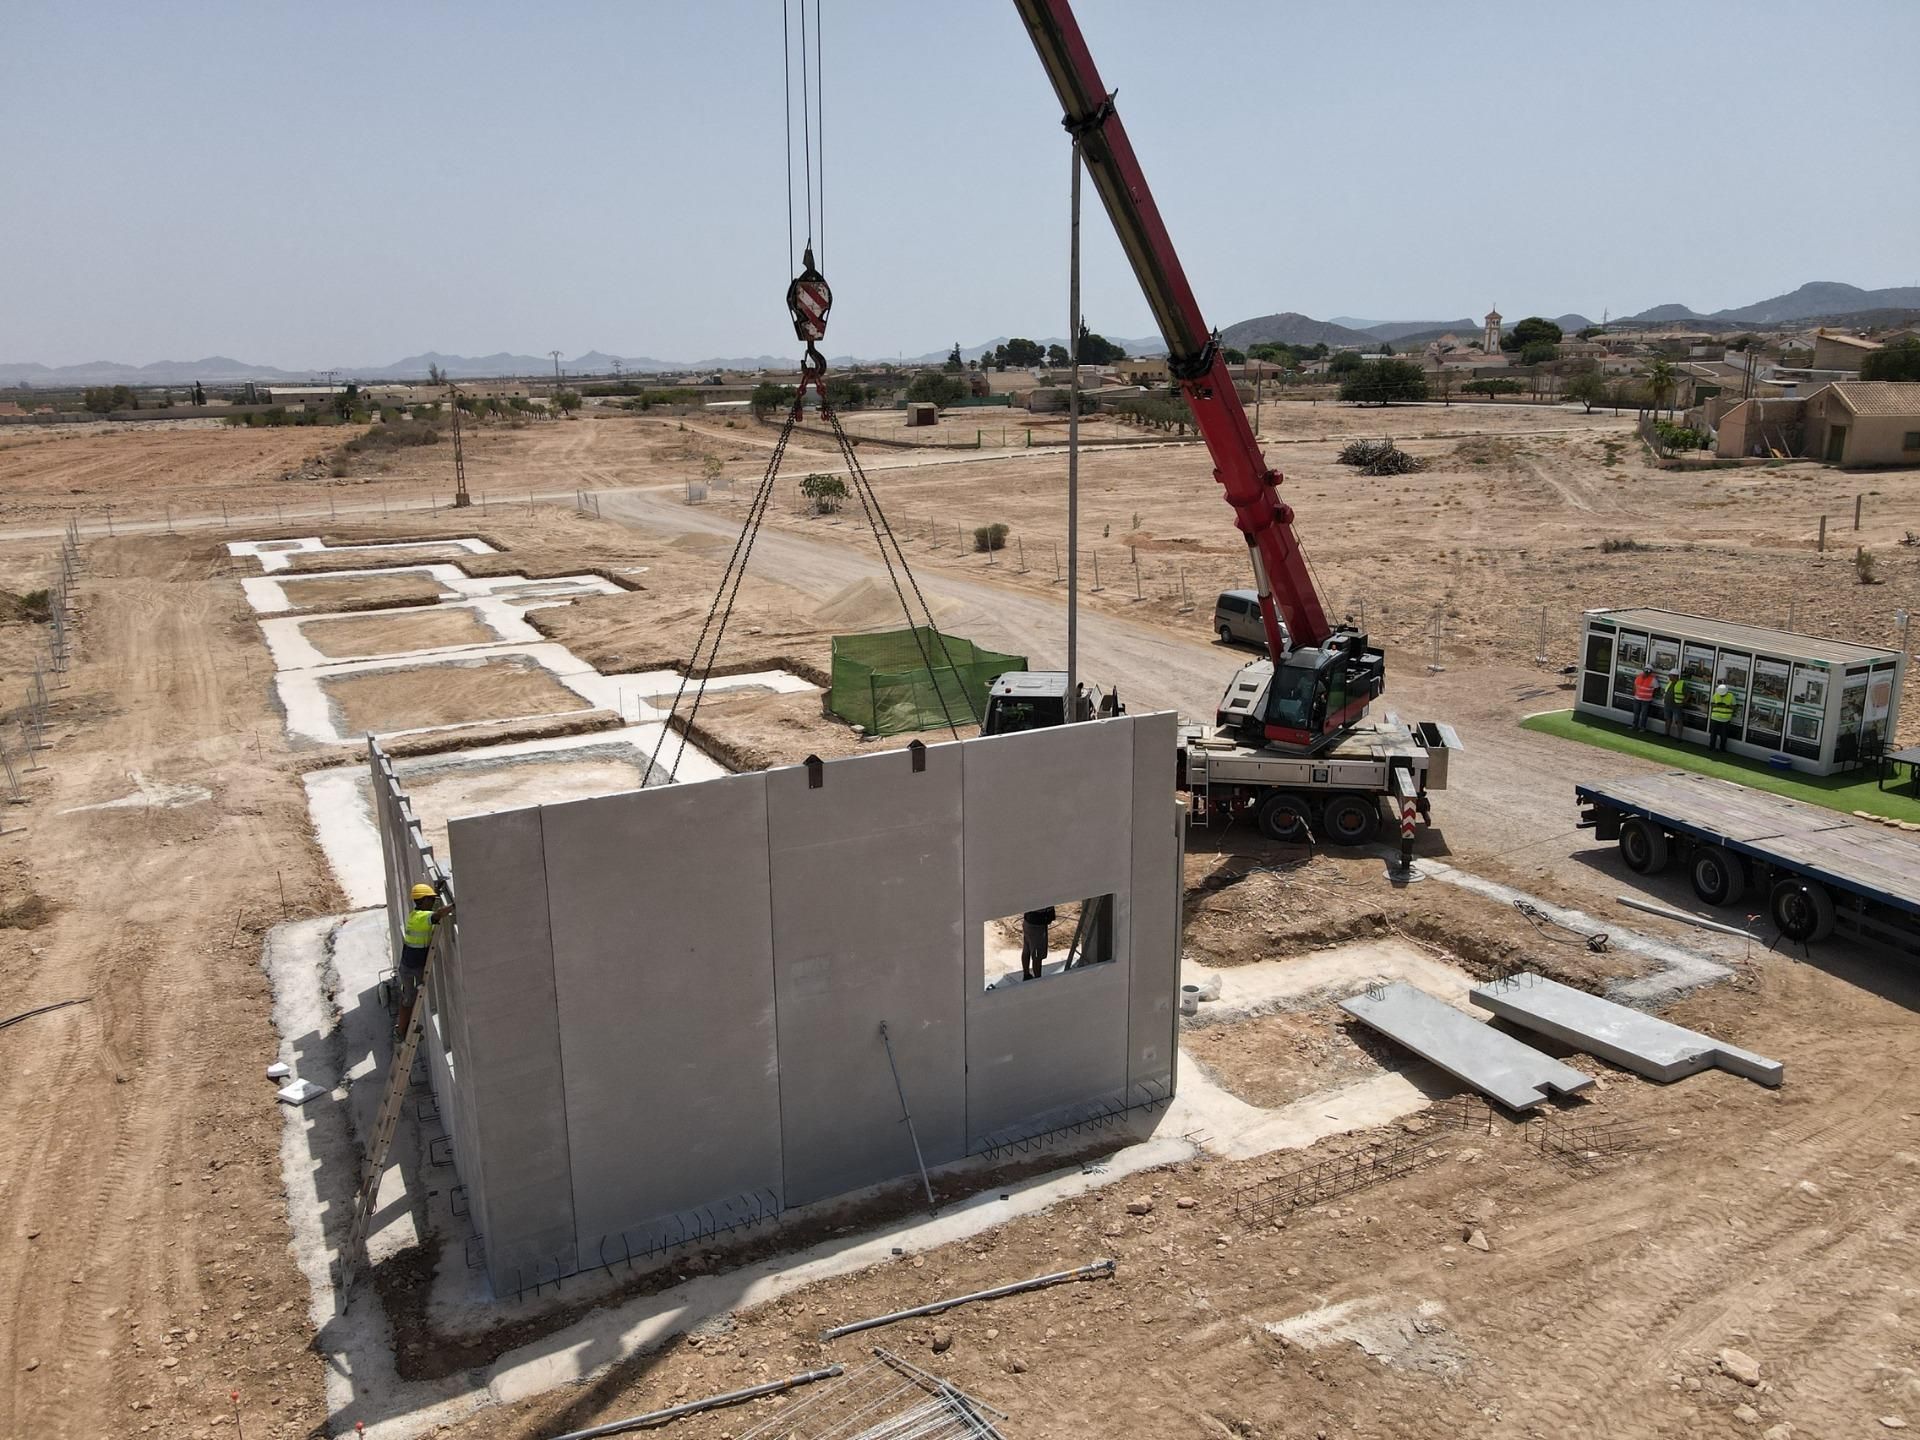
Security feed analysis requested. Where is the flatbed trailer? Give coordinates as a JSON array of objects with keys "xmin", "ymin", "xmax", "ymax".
[{"xmin": 1575, "ymin": 771, "xmax": 1920, "ymax": 951}]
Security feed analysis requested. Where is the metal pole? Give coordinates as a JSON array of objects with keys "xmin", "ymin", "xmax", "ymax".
[
  {"xmin": 1066, "ymin": 136, "xmax": 1082, "ymax": 721},
  {"xmin": 820, "ymin": 1259, "xmax": 1116, "ymax": 1342},
  {"xmin": 545, "ymin": 1368, "xmax": 845, "ymax": 1440},
  {"xmin": 878, "ymin": 1023, "xmax": 937, "ymax": 1216}
]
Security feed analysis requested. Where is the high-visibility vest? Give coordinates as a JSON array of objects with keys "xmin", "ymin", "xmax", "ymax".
[
  {"xmin": 1710, "ymin": 688, "xmax": 1738, "ymax": 722},
  {"xmin": 1633, "ymin": 672, "xmax": 1656, "ymax": 701},
  {"xmin": 403, "ymin": 906, "xmax": 435, "ymax": 948}
]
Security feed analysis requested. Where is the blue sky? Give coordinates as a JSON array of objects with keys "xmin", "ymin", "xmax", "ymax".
[{"xmin": 4, "ymin": 0, "xmax": 1916, "ymax": 367}]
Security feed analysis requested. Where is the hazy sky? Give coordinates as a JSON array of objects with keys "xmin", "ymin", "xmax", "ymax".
[{"xmin": 5, "ymin": 1, "xmax": 1917, "ymax": 368}]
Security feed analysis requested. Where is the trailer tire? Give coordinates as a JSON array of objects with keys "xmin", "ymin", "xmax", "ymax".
[
  {"xmin": 1320, "ymin": 793, "xmax": 1380, "ymax": 846},
  {"xmin": 1770, "ymin": 877, "xmax": 1835, "ymax": 943},
  {"xmin": 1619, "ymin": 817, "xmax": 1668, "ymax": 874},
  {"xmin": 1689, "ymin": 845, "xmax": 1746, "ymax": 907},
  {"xmin": 1256, "ymin": 791, "xmax": 1314, "ymax": 844}
]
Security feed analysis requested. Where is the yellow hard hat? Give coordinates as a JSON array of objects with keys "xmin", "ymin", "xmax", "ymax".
[{"xmin": 410, "ymin": 883, "xmax": 437, "ymax": 901}]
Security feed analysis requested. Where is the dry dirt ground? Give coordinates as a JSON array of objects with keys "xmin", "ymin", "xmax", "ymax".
[{"xmin": 2, "ymin": 410, "xmax": 1917, "ymax": 1440}]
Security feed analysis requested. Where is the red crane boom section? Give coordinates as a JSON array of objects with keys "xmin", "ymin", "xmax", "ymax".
[{"xmin": 1014, "ymin": 0, "xmax": 1333, "ymax": 658}]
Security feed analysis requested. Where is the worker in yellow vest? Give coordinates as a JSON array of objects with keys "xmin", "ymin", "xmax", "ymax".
[
  {"xmin": 394, "ymin": 881, "xmax": 453, "ymax": 1041},
  {"xmin": 1708, "ymin": 680, "xmax": 1739, "ymax": 752},
  {"xmin": 1664, "ymin": 671, "xmax": 1689, "ymax": 738}
]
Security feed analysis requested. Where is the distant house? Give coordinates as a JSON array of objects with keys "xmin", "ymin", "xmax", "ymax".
[
  {"xmin": 1810, "ymin": 330, "xmax": 1881, "ymax": 372},
  {"xmin": 1716, "ymin": 381, "xmax": 1920, "ymax": 466}
]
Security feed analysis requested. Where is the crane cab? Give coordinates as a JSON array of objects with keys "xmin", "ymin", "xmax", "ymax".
[{"xmin": 1215, "ymin": 628, "xmax": 1385, "ymax": 753}]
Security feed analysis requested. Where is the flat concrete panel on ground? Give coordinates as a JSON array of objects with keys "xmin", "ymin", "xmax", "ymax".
[
  {"xmin": 767, "ymin": 744, "xmax": 968, "ymax": 1206},
  {"xmin": 1470, "ymin": 973, "xmax": 1783, "ymax": 1087},
  {"xmin": 444, "ymin": 807, "xmax": 577, "ymax": 1290},
  {"xmin": 1125, "ymin": 713, "xmax": 1182, "ymax": 1103},
  {"xmin": 540, "ymin": 774, "xmax": 783, "ymax": 1253},
  {"xmin": 1340, "ymin": 982, "xmax": 1595, "ymax": 1111}
]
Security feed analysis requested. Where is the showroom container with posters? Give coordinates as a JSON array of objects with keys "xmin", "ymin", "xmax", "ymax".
[{"xmin": 1574, "ymin": 607, "xmax": 1905, "ymax": 776}]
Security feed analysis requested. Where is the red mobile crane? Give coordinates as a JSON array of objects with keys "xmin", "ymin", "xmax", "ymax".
[{"xmin": 1004, "ymin": 0, "xmax": 1459, "ymax": 844}]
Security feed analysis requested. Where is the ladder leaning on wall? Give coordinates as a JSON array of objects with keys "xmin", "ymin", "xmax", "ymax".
[{"xmin": 338, "ymin": 1003, "xmax": 428, "ymax": 1294}]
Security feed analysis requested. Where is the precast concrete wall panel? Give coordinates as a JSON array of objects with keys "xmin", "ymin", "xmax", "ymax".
[
  {"xmin": 540, "ymin": 774, "xmax": 783, "ymax": 1254},
  {"xmin": 1125, "ymin": 712, "xmax": 1182, "ymax": 1103},
  {"xmin": 961, "ymin": 721, "xmax": 1138, "ymax": 1147},
  {"xmin": 766, "ymin": 744, "xmax": 968, "ymax": 1207},
  {"xmin": 444, "ymin": 807, "xmax": 577, "ymax": 1291}
]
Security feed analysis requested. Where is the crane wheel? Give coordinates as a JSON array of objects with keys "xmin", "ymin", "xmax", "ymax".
[
  {"xmin": 1320, "ymin": 793, "xmax": 1380, "ymax": 847},
  {"xmin": 1619, "ymin": 817, "xmax": 1668, "ymax": 874},
  {"xmin": 1769, "ymin": 876, "xmax": 1835, "ymax": 943},
  {"xmin": 1689, "ymin": 846, "xmax": 1746, "ymax": 907},
  {"xmin": 1256, "ymin": 791, "xmax": 1314, "ymax": 844}
]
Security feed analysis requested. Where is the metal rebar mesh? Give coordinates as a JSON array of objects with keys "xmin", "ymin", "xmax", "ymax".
[{"xmin": 734, "ymin": 1350, "xmax": 1007, "ymax": 1440}]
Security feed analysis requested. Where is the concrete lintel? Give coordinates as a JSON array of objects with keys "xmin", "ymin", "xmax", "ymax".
[
  {"xmin": 1470, "ymin": 972, "xmax": 1784, "ymax": 1088},
  {"xmin": 1339, "ymin": 981, "xmax": 1594, "ymax": 1111}
]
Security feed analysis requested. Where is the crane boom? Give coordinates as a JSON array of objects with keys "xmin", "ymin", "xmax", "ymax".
[{"xmin": 1013, "ymin": 0, "xmax": 1329, "ymax": 659}]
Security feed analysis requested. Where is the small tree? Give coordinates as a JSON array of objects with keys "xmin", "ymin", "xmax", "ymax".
[
  {"xmin": 799, "ymin": 473, "xmax": 848, "ymax": 514},
  {"xmin": 1861, "ymin": 337, "xmax": 1920, "ymax": 382},
  {"xmin": 1564, "ymin": 370, "xmax": 1607, "ymax": 413}
]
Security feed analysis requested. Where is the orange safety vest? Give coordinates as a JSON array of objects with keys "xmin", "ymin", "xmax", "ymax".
[{"xmin": 1633, "ymin": 672, "xmax": 1656, "ymax": 702}]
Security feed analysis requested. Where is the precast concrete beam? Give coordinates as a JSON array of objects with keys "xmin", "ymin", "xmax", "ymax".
[
  {"xmin": 1339, "ymin": 982, "xmax": 1594, "ymax": 1111},
  {"xmin": 1470, "ymin": 972, "xmax": 1783, "ymax": 1087}
]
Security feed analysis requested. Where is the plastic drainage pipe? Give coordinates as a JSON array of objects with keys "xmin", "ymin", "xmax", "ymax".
[
  {"xmin": 819, "ymin": 1258, "xmax": 1117, "ymax": 1341},
  {"xmin": 544, "ymin": 1365, "xmax": 844, "ymax": 1440}
]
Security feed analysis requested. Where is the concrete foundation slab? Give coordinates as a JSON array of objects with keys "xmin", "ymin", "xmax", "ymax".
[
  {"xmin": 1339, "ymin": 981, "xmax": 1594, "ymax": 1111},
  {"xmin": 1469, "ymin": 972, "xmax": 1784, "ymax": 1087}
]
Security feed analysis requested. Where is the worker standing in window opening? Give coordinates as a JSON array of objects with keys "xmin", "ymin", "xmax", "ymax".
[
  {"xmin": 1708, "ymin": 679, "xmax": 1739, "ymax": 751},
  {"xmin": 1631, "ymin": 665, "xmax": 1658, "ymax": 731},
  {"xmin": 394, "ymin": 881, "xmax": 454, "ymax": 1040},
  {"xmin": 1021, "ymin": 905, "xmax": 1056, "ymax": 981},
  {"xmin": 1664, "ymin": 670, "xmax": 1689, "ymax": 738}
]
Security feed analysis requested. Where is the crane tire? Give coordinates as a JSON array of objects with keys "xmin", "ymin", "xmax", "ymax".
[
  {"xmin": 1256, "ymin": 791, "xmax": 1314, "ymax": 844},
  {"xmin": 1320, "ymin": 792, "xmax": 1380, "ymax": 846},
  {"xmin": 1770, "ymin": 877, "xmax": 1835, "ymax": 943},
  {"xmin": 1619, "ymin": 817, "xmax": 1669, "ymax": 874},
  {"xmin": 1689, "ymin": 846, "xmax": 1746, "ymax": 907}
]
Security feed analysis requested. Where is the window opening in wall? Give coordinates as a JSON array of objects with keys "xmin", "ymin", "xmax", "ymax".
[{"xmin": 982, "ymin": 894, "xmax": 1115, "ymax": 991}]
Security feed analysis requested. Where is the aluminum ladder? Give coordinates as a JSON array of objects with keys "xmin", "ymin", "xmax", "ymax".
[{"xmin": 338, "ymin": 1005, "xmax": 427, "ymax": 1292}]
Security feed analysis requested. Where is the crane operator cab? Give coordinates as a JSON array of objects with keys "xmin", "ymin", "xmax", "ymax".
[{"xmin": 1215, "ymin": 628, "xmax": 1386, "ymax": 753}]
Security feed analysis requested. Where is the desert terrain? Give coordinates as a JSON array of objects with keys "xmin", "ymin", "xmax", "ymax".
[{"xmin": 2, "ymin": 402, "xmax": 1917, "ymax": 1440}]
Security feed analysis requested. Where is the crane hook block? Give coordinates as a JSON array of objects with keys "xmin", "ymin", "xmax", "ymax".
[{"xmin": 787, "ymin": 247, "xmax": 832, "ymax": 345}]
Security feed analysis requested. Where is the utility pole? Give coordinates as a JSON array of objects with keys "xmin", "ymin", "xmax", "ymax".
[{"xmin": 1065, "ymin": 137, "xmax": 1082, "ymax": 722}]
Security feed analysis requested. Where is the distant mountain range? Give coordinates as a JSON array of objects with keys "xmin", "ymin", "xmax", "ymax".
[
  {"xmin": 1615, "ymin": 281, "xmax": 1920, "ymax": 327},
  {"xmin": 0, "ymin": 333, "xmax": 1169, "ymax": 388},
  {"xmin": 6, "ymin": 283, "xmax": 1915, "ymax": 388}
]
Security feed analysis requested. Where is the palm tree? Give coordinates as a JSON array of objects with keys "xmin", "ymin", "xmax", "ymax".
[{"xmin": 1646, "ymin": 358, "xmax": 1676, "ymax": 420}]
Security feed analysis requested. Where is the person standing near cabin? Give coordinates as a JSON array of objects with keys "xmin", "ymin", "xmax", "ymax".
[
  {"xmin": 1631, "ymin": 665, "xmax": 1658, "ymax": 731},
  {"xmin": 1708, "ymin": 680, "xmax": 1739, "ymax": 751},
  {"xmin": 1664, "ymin": 671, "xmax": 1689, "ymax": 737}
]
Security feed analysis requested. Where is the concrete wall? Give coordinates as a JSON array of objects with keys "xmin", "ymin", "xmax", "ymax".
[{"xmin": 440, "ymin": 713, "xmax": 1182, "ymax": 1297}]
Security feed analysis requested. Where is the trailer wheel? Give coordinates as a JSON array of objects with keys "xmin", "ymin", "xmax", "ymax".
[
  {"xmin": 1770, "ymin": 877, "xmax": 1835, "ymax": 943},
  {"xmin": 1618, "ymin": 817, "xmax": 1668, "ymax": 874},
  {"xmin": 1256, "ymin": 791, "xmax": 1314, "ymax": 844},
  {"xmin": 1689, "ymin": 846, "xmax": 1746, "ymax": 907},
  {"xmin": 1320, "ymin": 792, "xmax": 1380, "ymax": 846}
]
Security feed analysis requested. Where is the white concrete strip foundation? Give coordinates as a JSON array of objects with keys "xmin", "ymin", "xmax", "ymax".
[
  {"xmin": 228, "ymin": 535, "xmax": 497, "ymax": 572},
  {"xmin": 1470, "ymin": 971, "xmax": 1784, "ymax": 1087},
  {"xmin": 1341, "ymin": 981, "xmax": 1595, "ymax": 1111}
]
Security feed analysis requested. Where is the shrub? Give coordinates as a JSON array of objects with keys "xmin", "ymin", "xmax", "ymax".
[
  {"xmin": 972, "ymin": 522, "xmax": 1009, "ymax": 552},
  {"xmin": 799, "ymin": 473, "xmax": 848, "ymax": 514}
]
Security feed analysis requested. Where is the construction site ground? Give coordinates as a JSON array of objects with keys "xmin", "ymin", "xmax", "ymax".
[{"xmin": 2, "ymin": 403, "xmax": 1916, "ymax": 1439}]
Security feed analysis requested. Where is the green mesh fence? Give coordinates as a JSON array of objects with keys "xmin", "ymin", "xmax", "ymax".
[{"xmin": 829, "ymin": 627, "xmax": 1024, "ymax": 736}]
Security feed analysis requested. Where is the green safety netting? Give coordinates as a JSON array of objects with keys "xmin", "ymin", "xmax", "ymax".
[{"xmin": 829, "ymin": 627, "xmax": 1024, "ymax": 736}]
